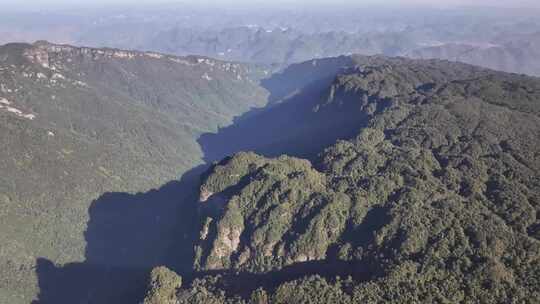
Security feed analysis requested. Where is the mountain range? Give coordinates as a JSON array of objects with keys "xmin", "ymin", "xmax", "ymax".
[
  {"xmin": 0, "ymin": 39, "xmax": 539, "ymax": 303},
  {"xmin": 2, "ymin": 6, "xmax": 540, "ymax": 75}
]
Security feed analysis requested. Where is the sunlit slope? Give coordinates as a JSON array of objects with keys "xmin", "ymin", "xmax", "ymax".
[{"xmin": 0, "ymin": 41, "xmax": 267, "ymax": 303}]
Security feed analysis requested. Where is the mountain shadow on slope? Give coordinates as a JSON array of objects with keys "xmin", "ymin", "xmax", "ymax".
[
  {"xmin": 187, "ymin": 258, "xmax": 378, "ymax": 300},
  {"xmin": 199, "ymin": 58, "xmax": 373, "ymax": 162},
  {"xmin": 32, "ymin": 166, "xmax": 205, "ymax": 304},
  {"xmin": 260, "ymin": 55, "xmax": 355, "ymax": 104}
]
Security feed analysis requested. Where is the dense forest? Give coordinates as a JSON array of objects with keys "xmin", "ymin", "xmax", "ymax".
[{"xmin": 144, "ymin": 56, "xmax": 540, "ymax": 303}]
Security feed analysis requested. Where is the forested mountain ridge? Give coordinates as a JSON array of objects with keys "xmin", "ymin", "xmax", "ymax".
[
  {"xmin": 144, "ymin": 56, "xmax": 540, "ymax": 303},
  {"xmin": 0, "ymin": 41, "xmax": 268, "ymax": 303}
]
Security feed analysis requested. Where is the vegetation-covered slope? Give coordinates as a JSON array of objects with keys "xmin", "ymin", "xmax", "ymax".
[
  {"xmin": 0, "ymin": 41, "xmax": 267, "ymax": 303},
  {"xmin": 145, "ymin": 56, "xmax": 540, "ymax": 303}
]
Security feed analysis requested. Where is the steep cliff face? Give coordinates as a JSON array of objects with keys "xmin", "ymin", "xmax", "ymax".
[
  {"xmin": 146, "ymin": 56, "xmax": 540, "ymax": 303},
  {"xmin": 196, "ymin": 153, "xmax": 329, "ymax": 271}
]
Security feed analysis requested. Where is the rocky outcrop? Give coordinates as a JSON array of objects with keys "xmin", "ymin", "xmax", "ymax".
[
  {"xmin": 20, "ymin": 41, "xmax": 257, "ymax": 82},
  {"xmin": 144, "ymin": 267, "xmax": 182, "ymax": 304}
]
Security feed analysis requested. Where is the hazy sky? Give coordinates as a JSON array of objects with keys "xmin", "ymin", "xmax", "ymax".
[{"xmin": 2, "ymin": 0, "xmax": 540, "ymax": 10}]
